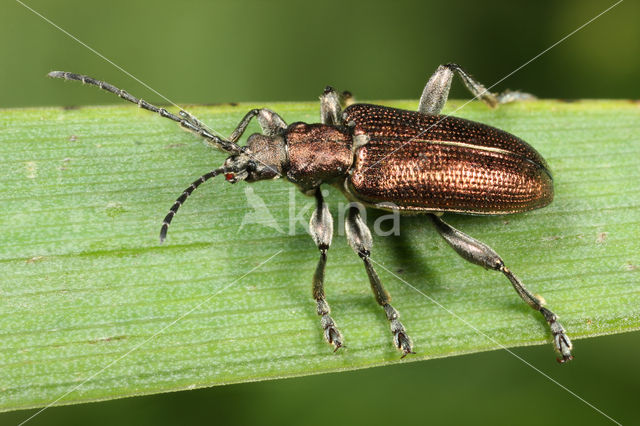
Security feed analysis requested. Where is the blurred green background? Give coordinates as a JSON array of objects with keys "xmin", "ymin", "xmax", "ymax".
[{"xmin": 2, "ymin": 0, "xmax": 639, "ymax": 424}]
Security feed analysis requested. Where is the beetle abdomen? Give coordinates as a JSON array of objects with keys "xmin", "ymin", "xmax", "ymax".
[{"xmin": 343, "ymin": 104, "xmax": 553, "ymax": 214}]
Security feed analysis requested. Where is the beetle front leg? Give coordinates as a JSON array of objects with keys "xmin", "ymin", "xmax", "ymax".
[
  {"xmin": 418, "ymin": 63, "xmax": 535, "ymax": 115},
  {"xmin": 310, "ymin": 188, "xmax": 344, "ymax": 351},
  {"xmin": 345, "ymin": 205, "xmax": 414, "ymax": 357},
  {"xmin": 428, "ymin": 214, "xmax": 573, "ymax": 363},
  {"xmin": 227, "ymin": 108, "xmax": 288, "ymax": 142}
]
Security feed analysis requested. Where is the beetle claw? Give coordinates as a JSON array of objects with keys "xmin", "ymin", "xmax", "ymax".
[
  {"xmin": 383, "ymin": 304, "xmax": 414, "ymax": 358},
  {"xmin": 392, "ymin": 324, "xmax": 414, "ymax": 358},
  {"xmin": 557, "ymin": 354, "xmax": 574, "ymax": 364},
  {"xmin": 326, "ymin": 326, "xmax": 343, "ymax": 351},
  {"xmin": 321, "ymin": 314, "xmax": 344, "ymax": 352},
  {"xmin": 397, "ymin": 334, "xmax": 415, "ymax": 359}
]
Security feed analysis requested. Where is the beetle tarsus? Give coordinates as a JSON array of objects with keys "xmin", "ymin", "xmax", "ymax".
[
  {"xmin": 385, "ymin": 304, "xmax": 414, "ymax": 357},
  {"xmin": 320, "ymin": 308, "xmax": 345, "ymax": 352},
  {"xmin": 541, "ymin": 307, "xmax": 573, "ymax": 363},
  {"xmin": 317, "ymin": 298, "xmax": 344, "ymax": 351},
  {"xmin": 496, "ymin": 90, "xmax": 537, "ymax": 104},
  {"xmin": 324, "ymin": 319, "xmax": 343, "ymax": 351}
]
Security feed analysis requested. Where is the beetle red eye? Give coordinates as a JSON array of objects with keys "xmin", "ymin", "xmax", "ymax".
[{"xmin": 225, "ymin": 173, "xmax": 234, "ymax": 181}]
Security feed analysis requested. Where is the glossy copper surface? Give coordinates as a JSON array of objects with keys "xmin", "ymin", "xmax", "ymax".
[
  {"xmin": 285, "ymin": 123, "xmax": 353, "ymax": 191},
  {"xmin": 343, "ymin": 104, "xmax": 553, "ymax": 214}
]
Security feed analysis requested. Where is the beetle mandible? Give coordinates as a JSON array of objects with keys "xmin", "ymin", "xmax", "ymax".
[{"xmin": 49, "ymin": 63, "xmax": 573, "ymax": 362}]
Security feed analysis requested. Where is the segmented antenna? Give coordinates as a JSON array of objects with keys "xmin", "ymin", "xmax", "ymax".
[
  {"xmin": 47, "ymin": 71, "xmax": 242, "ymax": 154},
  {"xmin": 160, "ymin": 167, "xmax": 226, "ymax": 242}
]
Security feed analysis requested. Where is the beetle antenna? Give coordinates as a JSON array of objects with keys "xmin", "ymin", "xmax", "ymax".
[
  {"xmin": 48, "ymin": 71, "xmax": 242, "ymax": 154},
  {"xmin": 160, "ymin": 166, "xmax": 229, "ymax": 242}
]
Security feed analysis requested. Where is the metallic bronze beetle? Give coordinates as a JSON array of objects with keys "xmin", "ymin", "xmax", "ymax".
[{"xmin": 49, "ymin": 64, "xmax": 572, "ymax": 362}]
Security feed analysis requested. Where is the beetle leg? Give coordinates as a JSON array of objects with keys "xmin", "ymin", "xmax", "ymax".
[
  {"xmin": 495, "ymin": 90, "xmax": 537, "ymax": 104},
  {"xmin": 228, "ymin": 108, "xmax": 288, "ymax": 142},
  {"xmin": 310, "ymin": 188, "xmax": 344, "ymax": 351},
  {"xmin": 418, "ymin": 63, "xmax": 535, "ymax": 115},
  {"xmin": 320, "ymin": 86, "xmax": 343, "ymax": 126},
  {"xmin": 345, "ymin": 205, "xmax": 414, "ymax": 357},
  {"xmin": 428, "ymin": 214, "xmax": 573, "ymax": 363}
]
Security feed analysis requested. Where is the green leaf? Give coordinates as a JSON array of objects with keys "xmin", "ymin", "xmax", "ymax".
[{"xmin": 1, "ymin": 100, "xmax": 638, "ymax": 412}]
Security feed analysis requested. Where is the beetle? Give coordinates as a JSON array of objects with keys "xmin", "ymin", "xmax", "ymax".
[{"xmin": 48, "ymin": 63, "xmax": 573, "ymax": 362}]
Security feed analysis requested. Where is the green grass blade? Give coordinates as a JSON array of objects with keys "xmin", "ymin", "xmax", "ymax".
[{"xmin": 1, "ymin": 100, "xmax": 638, "ymax": 411}]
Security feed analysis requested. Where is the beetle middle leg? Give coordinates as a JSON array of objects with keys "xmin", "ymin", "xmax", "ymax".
[
  {"xmin": 310, "ymin": 188, "xmax": 344, "ymax": 351},
  {"xmin": 345, "ymin": 205, "xmax": 414, "ymax": 357},
  {"xmin": 428, "ymin": 214, "xmax": 573, "ymax": 363},
  {"xmin": 418, "ymin": 63, "xmax": 535, "ymax": 115}
]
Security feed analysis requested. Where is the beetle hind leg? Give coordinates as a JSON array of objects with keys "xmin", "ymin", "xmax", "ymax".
[
  {"xmin": 418, "ymin": 63, "xmax": 536, "ymax": 115},
  {"xmin": 310, "ymin": 189, "xmax": 344, "ymax": 351},
  {"xmin": 428, "ymin": 214, "xmax": 573, "ymax": 362},
  {"xmin": 345, "ymin": 205, "xmax": 414, "ymax": 357}
]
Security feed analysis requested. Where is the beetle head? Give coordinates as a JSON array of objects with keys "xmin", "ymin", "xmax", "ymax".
[
  {"xmin": 160, "ymin": 120, "xmax": 288, "ymax": 241},
  {"xmin": 223, "ymin": 133, "xmax": 287, "ymax": 183}
]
